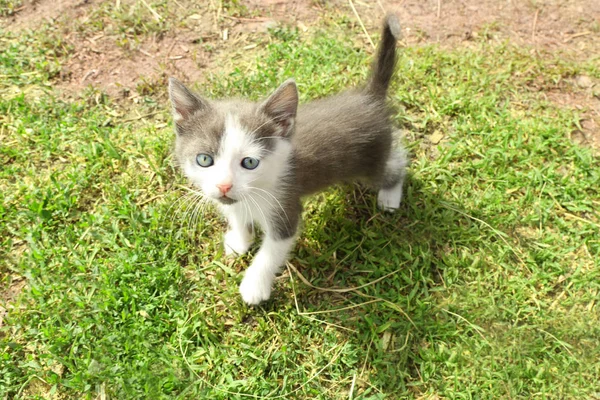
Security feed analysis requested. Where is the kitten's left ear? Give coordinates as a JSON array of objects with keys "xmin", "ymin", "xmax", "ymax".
[
  {"xmin": 168, "ymin": 77, "xmax": 210, "ymax": 125},
  {"xmin": 260, "ymin": 79, "xmax": 298, "ymax": 137}
]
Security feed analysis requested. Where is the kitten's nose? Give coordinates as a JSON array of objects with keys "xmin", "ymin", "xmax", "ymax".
[{"xmin": 216, "ymin": 183, "xmax": 232, "ymax": 195}]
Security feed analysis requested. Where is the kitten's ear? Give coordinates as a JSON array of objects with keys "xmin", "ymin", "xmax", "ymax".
[
  {"xmin": 168, "ymin": 77, "xmax": 209, "ymax": 125},
  {"xmin": 260, "ymin": 79, "xmax": 298, "ymax": 137}
]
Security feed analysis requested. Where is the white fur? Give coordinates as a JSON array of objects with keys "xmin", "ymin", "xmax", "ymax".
[
  {"xmin": 377, "ymin": 147, "xmax": 407, "ymax": 212},
  {"xmin": 239, "ymin": 236, "xmax": 295, "ymax": 305},
  {"xmin": 223, "ymin": 206, "xmax": 254, "ymax": 255},
  {"xmin": 377, "ymin": 183, "xmax": 403, "ymax": 211},
  {"xmin": 224, "ymin": 230, "xmax": 252, "ymax": 255}
]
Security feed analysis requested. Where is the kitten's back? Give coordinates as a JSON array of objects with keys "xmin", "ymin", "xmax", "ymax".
[
  {"xmin": 292, "ymin": 15, "xmax": 401, "ymax": 195},
  {"xmin": 293, "ymin": 92, "xmax": 392, "ymax": 194}
]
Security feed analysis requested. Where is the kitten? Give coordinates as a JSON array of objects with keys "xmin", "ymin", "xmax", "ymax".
[{"xmin": 169, "ymin": 15, "xmax": 407, "ymax": 305}]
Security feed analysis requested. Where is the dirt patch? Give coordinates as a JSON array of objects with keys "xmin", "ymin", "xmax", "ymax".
[
  {"xmin": 2, "ymin": 0, "xmax": 599, "ymax": 147},
  {"xmin": 544, "ymin": 75, "xmax": 600, "ymax": 151},
  {"xmin": 4, "ymin": 0, "xmax": 598, "ymax": 93},
  {"xmin": 573, "ymin": 118, "xmax": 600, "ymax": 150},
  {"xmin": 0, "ymin": 239, "xmax": 28, "ymax": 331},
  {"xmin": 382, "ymin": 0, "xmax": 600, "ymax": 52},
  {"xmin": 47, "ymin": 1, "xmax": 225, "ymax": 98},
  {"xmin": 1, "ymin": 0, "xmax": 98, "ymax": 30},
  {"xmin": 0, "ymin": 277, "xmax": 26, "ymax": 331},
  {"xmin": 57, "ymin": 30, "xmax": 215, "ymax": 98},
  {"xmin": 4, "ymin": 1, "xmax": 328, "ymax": 98}
]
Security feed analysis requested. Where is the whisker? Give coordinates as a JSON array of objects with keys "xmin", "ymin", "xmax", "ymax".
[
  {"xmin": 189, "ymin": 196, "xmax": 206, "ymax": 233},
  {"xmin": 245, "ymin": 175, "xmax": 264, "ymax": 185},
  {"xmin": 241, "ymin": 196, "xmax": 248, "ymax": 230},
  {"xmin": 246, "ymin": 193, "xmax": 269, "ymax": 229},
  {"xmin": 195, "ymin": 197, "xmax": 211, "ymax": 231},
  {"xmin": 247, "ymin": 116, "xmax": 278, "ymax": 137},
  {"xmin": 247, "ymin": 188, "xmax": 287, "ymax": 227},
  {"xmin": 177, "ymin": 184, "xmax": 203, "ymax": 196},
  {"xmin": 173, "ymin": 192, "xmax": 203, "ymax": 226},
  {"xmin": 240, "ymin": 193, "xmax": 256, "ymax": 235},
  {"xmin": 252, "ymin": 136, "xmax": 286, "ymax": 140},
  {"xmin": 187, "ymin": 195, "xmax": 205, "ymax": 234},
  {"xmin": 246, "ymin": 186, "xmax": 289, "ymax": 227},
  {"xmin": 167, "ymin": 190, "xmax": 197, "ymax": 216},
  {"xmin": 248, "ymin": 186, "xmax": 290, "ymax": 227}
]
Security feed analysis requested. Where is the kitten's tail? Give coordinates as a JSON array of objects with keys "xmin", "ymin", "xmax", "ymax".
[{"xmin": 366, "ymin": 14, "xmax": 401, "ymax": 98}]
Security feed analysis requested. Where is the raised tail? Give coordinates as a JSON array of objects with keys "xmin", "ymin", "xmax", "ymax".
[{"xmin": 366, "ymin": 14, "xmax": 401, "ymax": 98}]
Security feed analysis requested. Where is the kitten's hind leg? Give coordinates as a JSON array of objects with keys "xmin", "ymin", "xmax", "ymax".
[
  {"xmin": 378, "ymin": 182, "xmax": 403, "ymax": 212},
  {"xmin": 224, "ymin": 206, "xmax": 254, "ymax": 256},
  {"xmin": 377, "ymin": 146, "xmax": 408, "ymax": 212}
]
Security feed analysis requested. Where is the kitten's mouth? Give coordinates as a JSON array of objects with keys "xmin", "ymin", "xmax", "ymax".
[{"xmin": 216, "ymin": 195, "xmax": 238, "ymax": 205}]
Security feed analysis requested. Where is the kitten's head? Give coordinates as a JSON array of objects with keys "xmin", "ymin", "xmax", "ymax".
[{"xmin": 168, "ymin": 78, "xmax": 298, "ymax": 205}]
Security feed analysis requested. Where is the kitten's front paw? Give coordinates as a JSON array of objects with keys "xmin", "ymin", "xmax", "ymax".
[
  {"xmin": 239, "ymin": 270, "xmax": 273, "ymax": 305},
  {"xmin": 224, "ymin": 230, "xmax": 252, "ymax": 256}
]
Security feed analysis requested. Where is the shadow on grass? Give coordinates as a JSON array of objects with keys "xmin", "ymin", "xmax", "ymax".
[{"xmin": 273, "ymin": 174, "xmax": 499, "ymax": 394}]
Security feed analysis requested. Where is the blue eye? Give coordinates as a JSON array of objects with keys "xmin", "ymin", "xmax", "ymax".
[
  {"xmin": 196, "ymin": 154, "xmax": 214, "ymax": 167},
  {"xmin": 241, "ymin": 157, "xmax": 259, "ymax": 170}
]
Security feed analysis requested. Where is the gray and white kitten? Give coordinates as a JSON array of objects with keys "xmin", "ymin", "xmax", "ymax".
[{"xmin": 169, "ymin": 15, "xmax": 407, "ymax": 305}]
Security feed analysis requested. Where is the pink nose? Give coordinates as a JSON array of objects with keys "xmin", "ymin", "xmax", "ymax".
[{"xmin": 216, "ymin": 183, "xmax": 232, "ymax": 195}]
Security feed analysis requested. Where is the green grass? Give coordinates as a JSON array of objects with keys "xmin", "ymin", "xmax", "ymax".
[
  {"xmin": 2, "ymin": 7, "xmax": 600, "ymax": 399},
  {"xmin": 0, "ymin": 0, "xmax": 22, "ymax": 17}
]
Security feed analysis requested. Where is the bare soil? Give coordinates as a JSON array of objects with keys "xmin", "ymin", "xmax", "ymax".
[
  {"xmin": 0, "ymin": 277, "xmax": 26, "ymax": 330},
  {"xmin": 1, "ymin": 0, "xmax": 598, "ymax": 144},
  {"xmin": 2, "ymin": 0, "xmax": 97, "ymax": 30},
  {"xmin": 5, "ymin": 0, "xmax": 599, "ymax": 132}
]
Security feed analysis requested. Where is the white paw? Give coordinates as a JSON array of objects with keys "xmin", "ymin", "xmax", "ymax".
[
  {"xmin": 224, "ymin": 229, "xmax": 252, "ymax": 256},
  {"xmin": 377, "ymin": 183, "xmax": 403, "ymax": 212},
  {"xmin": 239, "ymin": 270, "xmax": 273, "ymax": 305}
]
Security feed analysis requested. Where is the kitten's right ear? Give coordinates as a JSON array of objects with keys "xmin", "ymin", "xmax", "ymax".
[
  {"xmin": 260, "ymin": 79, "xmax": 299, "ymax": 137},
  {"xmin": 168, "ymin": 77, "xmax": 209, "ymax": 125}
]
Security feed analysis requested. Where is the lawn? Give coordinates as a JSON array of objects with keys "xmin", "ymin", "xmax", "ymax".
[{"xmin": 1, "ymin": 1, "xmax": 599, "ymax": 399}]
